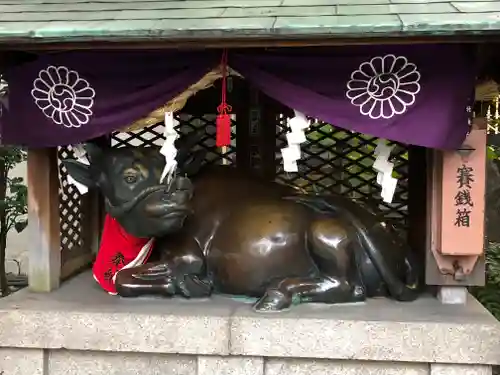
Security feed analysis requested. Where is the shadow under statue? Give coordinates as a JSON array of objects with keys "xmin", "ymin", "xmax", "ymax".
[{"xmin": 63, "ymin": 141, "xmax": 421, "ymax": 312}]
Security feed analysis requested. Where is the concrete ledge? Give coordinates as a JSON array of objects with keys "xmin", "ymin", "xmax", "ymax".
[{"xmin": 0, "ymin": 272, "xmax": 499, "ymax": 365}]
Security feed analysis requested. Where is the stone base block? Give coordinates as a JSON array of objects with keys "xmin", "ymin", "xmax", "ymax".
[
  {"xmin": 0, "ymin": 348, "xmax": 44, "ymax": 375},
  {"xmin": 431, "ymin": 364, "xmax": 492, "ymax": 375},
  {"xmin": 198, "ymin": 356, "xmax": 264, "ymax": 375},
  {"xmin": 2, "ymin": 350, "xmax": 493, "ymax": 375},
  {"xmin": 264, "ymin": 358, "xmax": 429, "ymax": 375},
  {"xmin": 0, "ymin": 273, "xmax": 498, "ymax": 375},
  {"xmin": 48, "ymin": 350, "xmax": 196, "ymax": 375}
]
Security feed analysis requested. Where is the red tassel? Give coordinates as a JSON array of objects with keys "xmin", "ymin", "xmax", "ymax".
[
  {"xmin": 216, "ymin": 113, "xmax": 231, "ymax": 147},
  {"xmin": 216, "ymin": 49, "xmax": 232, "ymax": 147}
]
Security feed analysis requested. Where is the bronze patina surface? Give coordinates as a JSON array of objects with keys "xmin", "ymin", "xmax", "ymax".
[{"xmin": 63, "ymin": 143, "xmax": 420, "ymax": 312}]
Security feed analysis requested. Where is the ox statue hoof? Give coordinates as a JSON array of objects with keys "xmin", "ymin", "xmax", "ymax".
[
  {"xmin": 176, "ymin": 274, "xmax": 213, "ymax": 298},
  {"xmin": 253, "ymin": 289, "xmax": 293, "ymax": 313}
]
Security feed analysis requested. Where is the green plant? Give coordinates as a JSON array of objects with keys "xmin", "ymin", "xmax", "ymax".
[
  {"xmin": 0, "ymin": 146, "xmax": 27, "ymax": 297},
  {"xmin": 471, "ymin": 242, "xmax": 500, "ymax": 320},
  {"xmin": 471, "ymin": 134, "xmax": 500, "ymax": 320}
]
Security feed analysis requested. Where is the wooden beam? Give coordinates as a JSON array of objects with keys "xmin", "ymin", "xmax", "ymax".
[
  {"xmin": 1, "ymin": 33, "xmax": 499, "ymax": 52},
  {"xmin": 27, "ymin": 148, "xmax": 61, "ymax": 292}
]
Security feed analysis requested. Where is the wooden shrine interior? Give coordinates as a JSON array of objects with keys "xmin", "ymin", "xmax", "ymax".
[{"xmin": 13, "ymin": 41, "xmax": 500, "ymax": 293}]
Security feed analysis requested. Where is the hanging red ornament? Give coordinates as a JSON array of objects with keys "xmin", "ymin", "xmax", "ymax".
[{"xmin": 216, "ymin": 49, "xmax": 232, "ymax": 147}]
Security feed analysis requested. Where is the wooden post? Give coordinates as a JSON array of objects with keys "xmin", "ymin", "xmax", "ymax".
[
  {"xmin": 60, "ymin": 189, "xmax": 99, "ymax": 281},
  {"xmin": 27, "ymin": 148, "xmax": 61, "ymax": 292},
  {"xmin": 407, "ymin": 146, "xmax": 428, "ymax": 282},
  {"xmin": 235, "ymin": 82, "xmax": 252, "ymax": 173},
  {"xmin": 260, "ymin": 94, "xmax": 280, "ymax": 181}
]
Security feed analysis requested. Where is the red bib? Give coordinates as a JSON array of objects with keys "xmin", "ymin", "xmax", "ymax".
[{"xmin": 92, "ymin": 214, "xmax": 154, "ymax": 295}]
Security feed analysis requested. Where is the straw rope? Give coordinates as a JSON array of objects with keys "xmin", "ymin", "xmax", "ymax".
[
  {"xmin": 123, "ymin": 66, "xmax": 242, "ymax": 132},
  {"xmin": 123, "ymin": 67, "xmax": 222, "ymax": 131},
  {"xmin": 475, "ymin": 80, "xmax": 499, "ymax": 102}
]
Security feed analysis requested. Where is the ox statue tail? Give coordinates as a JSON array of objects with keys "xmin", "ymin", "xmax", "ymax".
[{"xmin": 286, "ymin": 195, "xmax": 420, "ymax": 302}]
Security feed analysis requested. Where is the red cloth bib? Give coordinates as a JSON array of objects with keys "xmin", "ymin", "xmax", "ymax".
[{"xmin": 92, "ymin": 214, "xmax": 154, "ymax": 295}]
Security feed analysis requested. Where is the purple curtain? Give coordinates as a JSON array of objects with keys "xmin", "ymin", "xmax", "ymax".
[
  {"xmin": 0, "ymin": 50, "xmax": 218, "ymax": 147},
  {"xmin": 231, "ymin": 45, "xmax": 476, "ymax": 149},
  {"xmin": 0, "ymin": 45, "xmax": 476, "ymax": 149}
]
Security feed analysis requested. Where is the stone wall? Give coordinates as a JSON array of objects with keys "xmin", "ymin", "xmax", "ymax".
[{"xmin": 0, "ymin": 349, "xmax": 492, "ymax": 375}]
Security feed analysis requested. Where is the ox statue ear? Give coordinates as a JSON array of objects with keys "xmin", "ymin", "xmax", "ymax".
[
  {"xmin": 179, "ymin": 149, "xmax": 206, "ymax": 177},
  {"xmin": 85, "ymin": 142, "xmax": 106, "ymax": 163},
  {"xmin": 62, "ymin": 159, "xmax": 95, "ymax": 188}
]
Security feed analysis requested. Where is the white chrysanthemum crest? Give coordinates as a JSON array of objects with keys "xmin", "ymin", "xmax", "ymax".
[
  {"xmin": 31, "ymin": 65, "xmax": 95, "ymax": 128},
  {"xmin": 346, "ymin": 54, "xmax": 421, "ymax": 120}
]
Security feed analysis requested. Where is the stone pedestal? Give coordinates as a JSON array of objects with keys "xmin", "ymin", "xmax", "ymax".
[{"xmin": 0, "ymin": 272, "xmax": 498, "ymax": 375}]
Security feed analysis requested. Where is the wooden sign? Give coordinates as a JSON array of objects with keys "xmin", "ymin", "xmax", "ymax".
[{"xmin": 439, "ymin": 128, "xmax": 486, "ymax": 256}]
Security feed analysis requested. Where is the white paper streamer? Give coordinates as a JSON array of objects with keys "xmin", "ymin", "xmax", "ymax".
[
  {"xmin": 281, "ymin": 110, "xmax": 309, "ymax": 172},
  {"xmin": 66, "ymin": 143, "xmax": 90, "ymax": 195},
  {"xmin": 381, "ymin": 173, "xmax": 398, "ymax": 203},
  {"xmin": 373, "ymin": 139, "xmax": 398, "ymax": 203},
  {"xmin": 160, "ymin": 112, "xmax": 179, "ymax": 185}
]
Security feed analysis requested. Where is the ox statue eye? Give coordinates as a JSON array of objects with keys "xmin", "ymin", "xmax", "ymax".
[{"xmin": 124, "ymin": 175, "xmax": 137, "ymax": 184}]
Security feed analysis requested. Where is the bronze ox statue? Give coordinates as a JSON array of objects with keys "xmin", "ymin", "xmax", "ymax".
[{"xmin": 63, "ymin": 140, "xmax": 420, "ymax": 312}]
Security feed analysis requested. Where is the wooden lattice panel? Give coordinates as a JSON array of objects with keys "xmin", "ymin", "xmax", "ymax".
[
  {"xmin": 275, "ymin": 116, "xmax": 409, "ymax": 230},
  {"xmin": 111, "ymin": 114, "xmax": 237, "ymax": 166},
  {"xmin": 57, "ymin": 146, "xmax": 84, "ymax": 256},
  {"xmin": 110, "ymin": 111, "xmax": 408, "ymax": 230}
]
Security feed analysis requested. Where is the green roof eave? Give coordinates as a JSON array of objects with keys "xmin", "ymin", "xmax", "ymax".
[{"xmin": 1, "ymin": 0, "xmax": 500, "ymax": 45}]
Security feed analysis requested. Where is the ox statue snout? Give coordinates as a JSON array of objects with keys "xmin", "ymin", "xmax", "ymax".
[{"xmin": 108, "ymin": 176, "xmax": 194, "ymax": 238}]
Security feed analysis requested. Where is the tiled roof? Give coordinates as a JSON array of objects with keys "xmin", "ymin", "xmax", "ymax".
[{"xmin": 0, "ymin": 0, "xmax": 499, "ymax": 43}]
